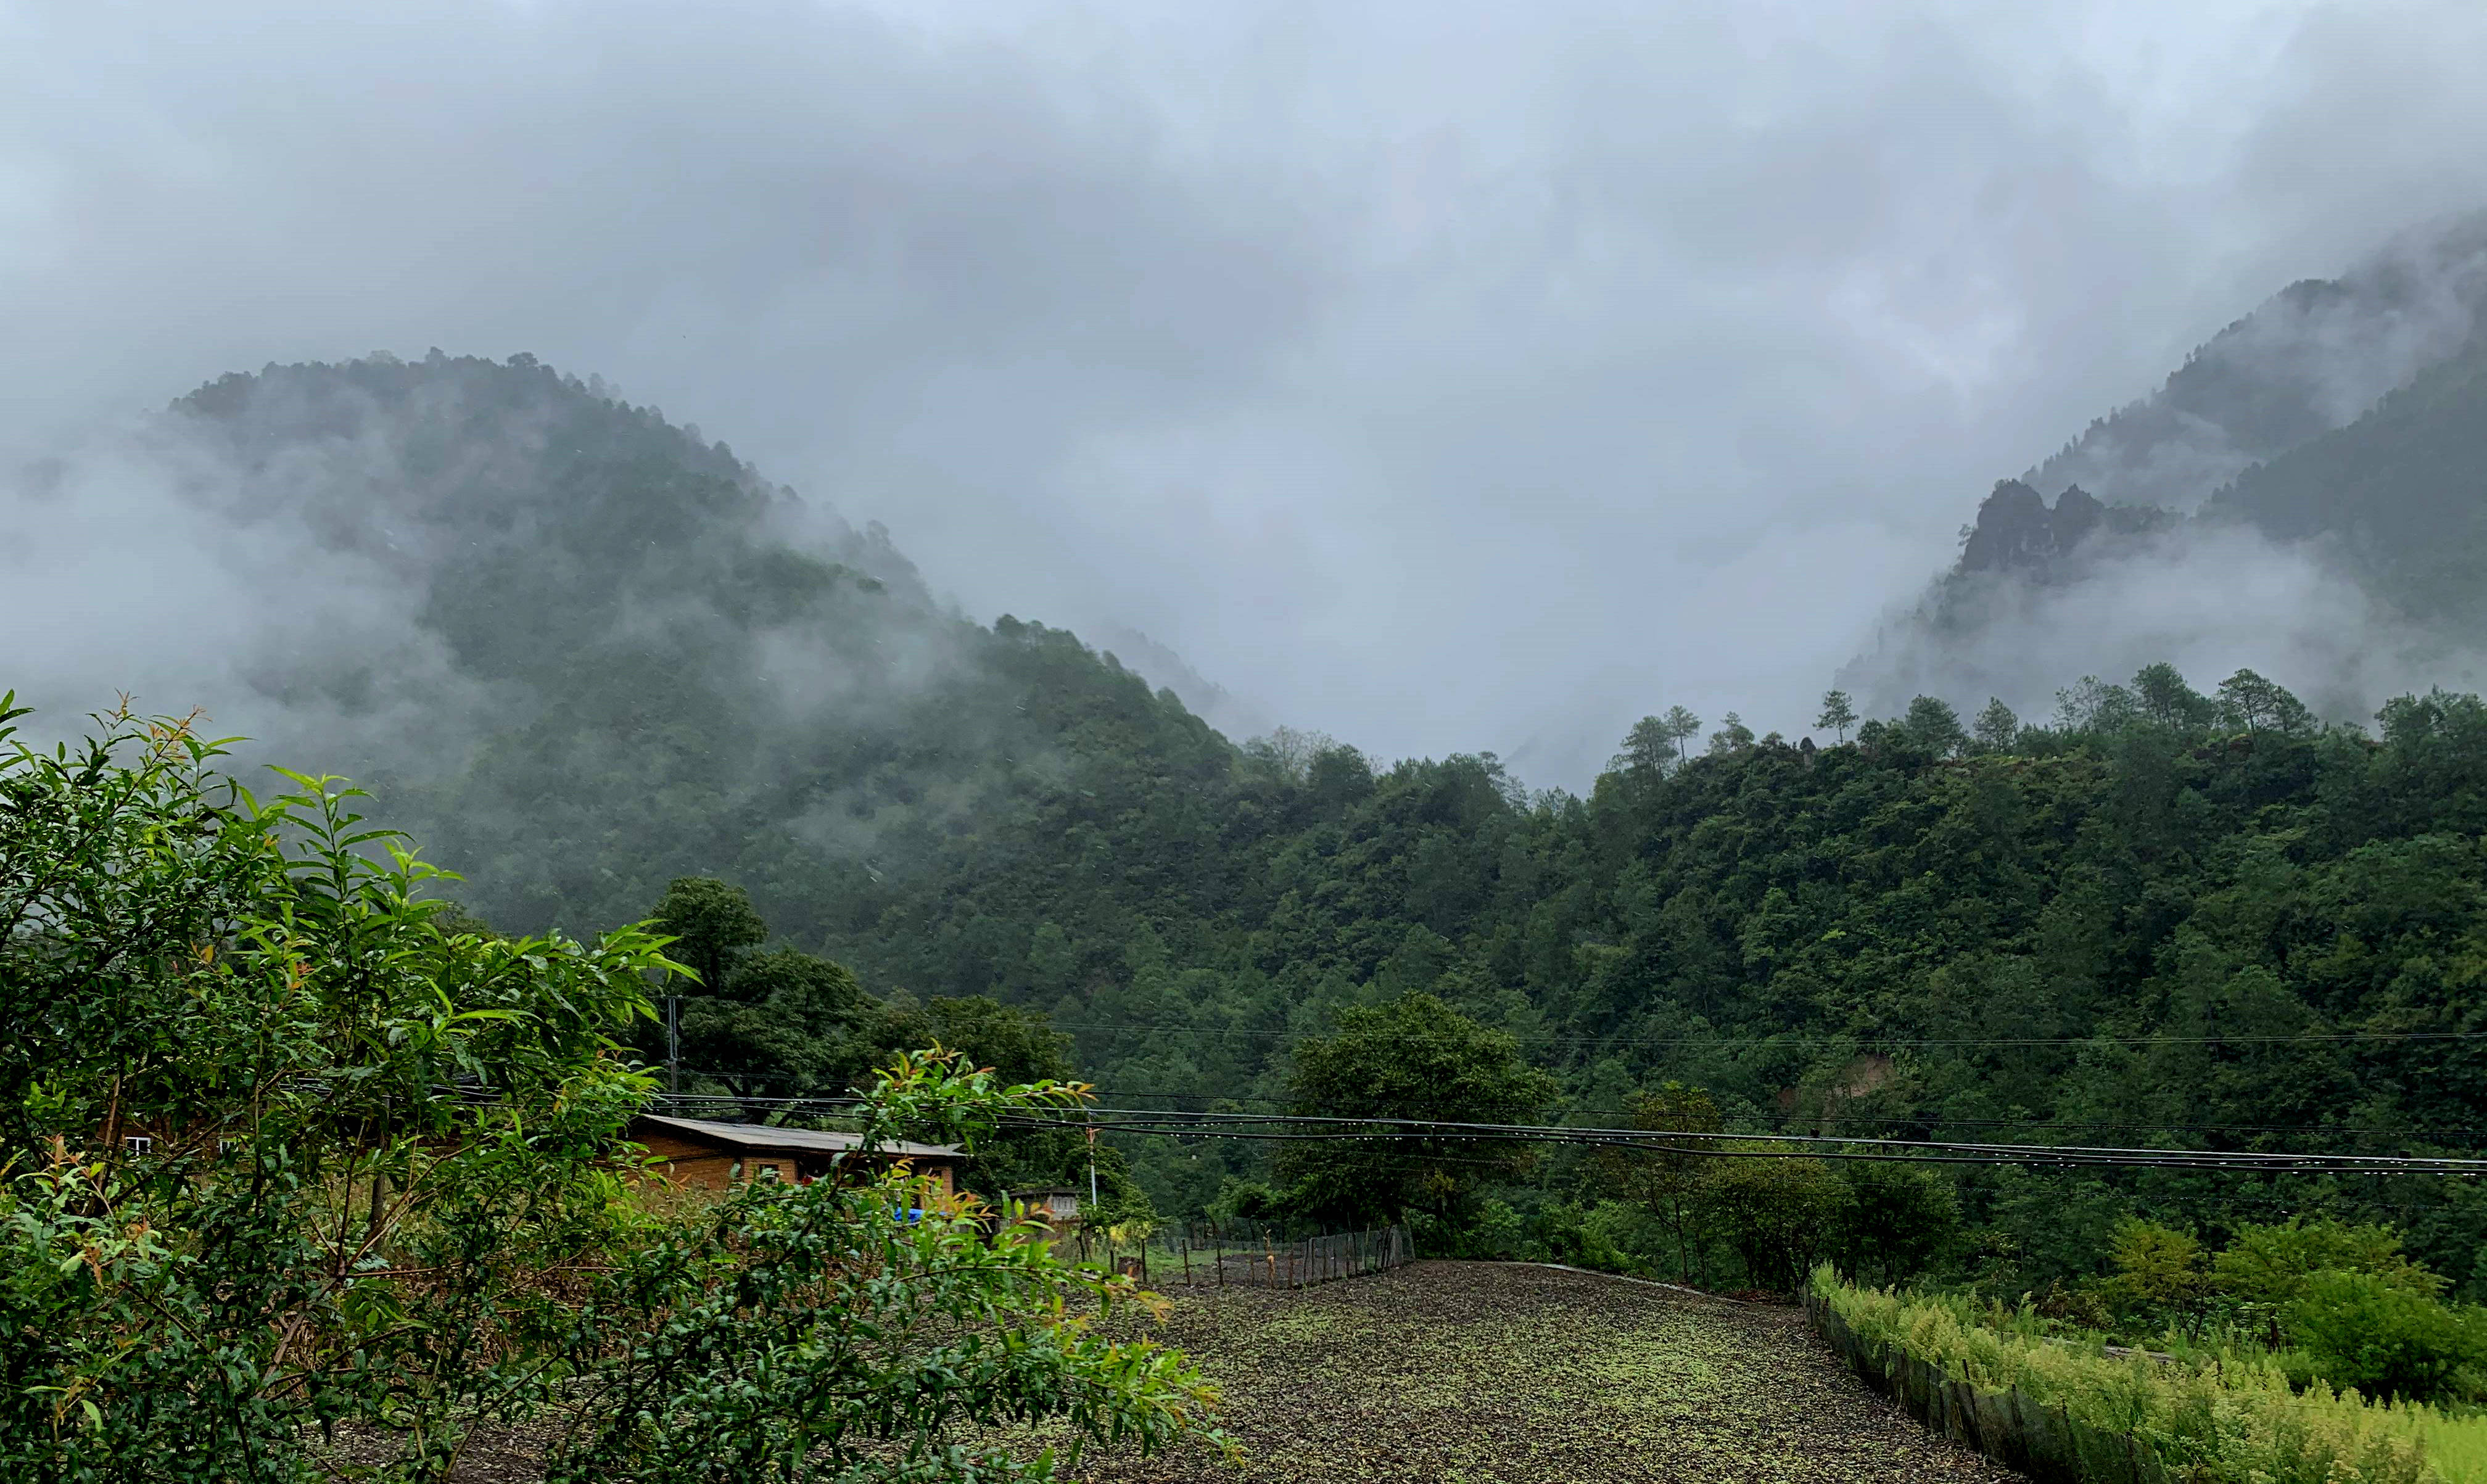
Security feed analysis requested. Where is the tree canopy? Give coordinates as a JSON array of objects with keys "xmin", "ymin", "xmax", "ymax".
[{"xmin": 1272, "ymin": 992, "xmax": 1557, "ymax": 1228}]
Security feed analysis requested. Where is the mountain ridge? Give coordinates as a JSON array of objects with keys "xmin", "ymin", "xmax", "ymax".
[
  {"xmin": 1845, "ymin": 213, "xmax": 2487, "ymax": 719},
  {"xmin": 30, "ymin": 351, "xmax": 1243, "ymax": 944}
]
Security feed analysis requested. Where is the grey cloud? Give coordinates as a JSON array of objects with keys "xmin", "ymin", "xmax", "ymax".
[
  {"xmin": 2, "ymin": 420, "xmax": 509, "ymax": 767},
  {"xmin": 9, "ymin": 1, "xmax": 2487, "ymax": 788}
]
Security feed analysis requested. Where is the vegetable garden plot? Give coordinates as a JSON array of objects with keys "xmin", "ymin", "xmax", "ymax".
[{"xmin": 1057, "ymin": 1261, "xmax": 2023, "ymax": 1483}]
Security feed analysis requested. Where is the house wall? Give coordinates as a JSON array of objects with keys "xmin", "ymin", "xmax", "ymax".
[
  {"xmin": 635, "ymin": 1130, "xmax": 955, "ymax": 1199},
  {"xmin": 637, "ymin": 1130, "xmax": 740, "ymax": 1191}
]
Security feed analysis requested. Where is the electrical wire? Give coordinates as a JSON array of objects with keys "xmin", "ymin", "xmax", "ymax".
[
  {"xmin": 1070, "ymin": 1091, "xmax": 2487, "ymax": 1140},
  {"xmin": 1041, "ymin": 1021, "xmax": 2487, "ymax": 1050},
  {"xmin": 645, "ymin": 1088, "xmax": 2486, "ymax": 1171},
  {"xmin": 970, "ymin": 1105, "xmax": 2487, "ymax": 1176}
]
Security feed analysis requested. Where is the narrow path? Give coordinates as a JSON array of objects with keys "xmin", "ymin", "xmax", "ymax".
[{"xmin": 1070, "ymin": 1260, "xmax": 2021, "ymax": 1484}]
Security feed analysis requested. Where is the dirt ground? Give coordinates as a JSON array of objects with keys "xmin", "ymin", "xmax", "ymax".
[
  {"xmin": 1059, "ymin": 1261, "xmax": 2022, "ymax": 1484},
  {"xmin": 381, "ymin": 1259, "xmax": 2019, "ymax": 1482}
]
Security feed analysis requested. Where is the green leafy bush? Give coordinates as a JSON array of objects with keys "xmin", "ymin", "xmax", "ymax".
[
  {"xmin": 2215, "ymin": 1218, "xmax": 2433, "ymax": 1309},
  {"xmin": 2102, "ymin": 1219, "xmax": 2212, "ymax": 1332},
  {"xmin": 549, "ymin": 1052, "xmax": 1222, "ymax": 1483},
  {"xmin": 2288, "ymin": 1271, "xmax": 2487, "ymax": 1405},
  {"xmin": 0, "ymin": 698, "xmax": 1226, "ymax": 1482}
]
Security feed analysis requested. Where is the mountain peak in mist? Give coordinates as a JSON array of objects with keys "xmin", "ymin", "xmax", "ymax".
[
  {"xmin": 2025, "ymin": 211, "xmax": 2487, "ymax": 512},
  {"xmin": 1842, "ymin": 212, "xmax": 2487, "ymax": 724}
]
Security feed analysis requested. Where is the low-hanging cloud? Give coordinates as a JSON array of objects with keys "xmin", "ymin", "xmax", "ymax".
[
  {"xmin": 1843, "ymin": 519, "xmax": 2487, "ymax": 730},
  {"xmin": 2, "ymin": 421, "xmax": 509, "ymax": 773},
  {"xmin": 10, "ymin": 1, "xmax": 2487, "ymax": 787}
]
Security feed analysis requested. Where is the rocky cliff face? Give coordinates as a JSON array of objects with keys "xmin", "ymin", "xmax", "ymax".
[
  {"xmin": 1954, "ymin": 480, "xmax": 2172, "ymax": 582},
  {"xmin": 1840, "ymin": 213, "xmax": 2487, "ymax": 721}
]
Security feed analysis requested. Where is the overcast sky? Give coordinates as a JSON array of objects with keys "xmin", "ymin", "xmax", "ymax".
[{"xmin": 9, "ymin": 0, "xmax": 2487, "ymax": 785}]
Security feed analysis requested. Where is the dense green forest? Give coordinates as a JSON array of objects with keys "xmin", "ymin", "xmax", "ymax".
[
  {"xmin": 104, "ymin": 355, "xmax": 2487, "ymax": 1303},
  {"xmin": 798, "ymin": 664, "xmax": 2487, "ymax": 1293}
]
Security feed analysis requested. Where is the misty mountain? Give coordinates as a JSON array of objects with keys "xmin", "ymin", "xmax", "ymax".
[
  {"xmin": 2206, "ymin": 331, "xmax": 2487, "ymax": 630},
  {"xmin": 28, "ymin": 347, "xmax": 2487, "ymax": 1277},
  {"xmin": 26, "ymin": 352, "xmax": 1243, "ymax": 941},
  {"xmin": 2026, "ymin": 213, "xmax": 2487, "ymax": 511},
  {"xmin": 1846, "ymin": 214, "xmax": 2487, "ymax": 720}
]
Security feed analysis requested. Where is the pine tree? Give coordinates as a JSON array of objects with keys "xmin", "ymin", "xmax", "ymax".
[
  {"xmin": 1816, "ymin": 689, "xmax": 1857, "ymax": 744},
  {"xmin": 1972, "ymin": 698, "xmax": 2019, "ymax": 753},
  {"xmin": 1902, "ymin": 696, "xmax": 1968, "ymax": 757},
  {"xmin": 1611, "ymin": 715, "xmax": 1677, "ymax": 776},
  {"xmin": 1706, "ymin": 712, "xmax": 1755, "ymax": 756},
  {"xmin": 1661, "ymin": 705, "xmax": 1702, "ymax": 762}
]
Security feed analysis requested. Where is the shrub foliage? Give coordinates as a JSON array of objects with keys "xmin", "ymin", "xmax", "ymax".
[{"xmin": 0, "ymin": 697, "xmax": 1224, "ymax": 1482}]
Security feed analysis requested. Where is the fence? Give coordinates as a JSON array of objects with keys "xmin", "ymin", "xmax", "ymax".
[
  {"xmin": 1805, "ymin": 1288, "xmax": 2171, "ymax": 1484},
  {"xmin": 1062, "ymin": 1221, "xmax": 1412, "ymax": 1290}
]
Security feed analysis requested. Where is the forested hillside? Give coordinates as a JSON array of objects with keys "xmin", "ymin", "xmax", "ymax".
[
  {"xmin": 62, "ymin": 352, "xmax": 2487, "ymax": 1302},
  {"xmin": 157, "ymin": 353, "xmax": 1232, "ymax": 938},
  {"xmin": 2208, "ymin": 333, "xmax": 2487, "ymax": 630},
  {"xmin": 817, "ymin": 666, "xmax": 2487, "ymax": 1296}
]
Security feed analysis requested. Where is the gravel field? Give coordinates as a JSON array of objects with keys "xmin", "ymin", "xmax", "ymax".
[{"xmin": 1062, "ymin": 1260, "xmax": 2023, "ymax": 1484}]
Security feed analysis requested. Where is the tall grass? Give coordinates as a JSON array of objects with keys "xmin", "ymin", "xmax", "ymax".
[
  {"xmin": 1813, "ymin": 1268, "xmax": 2487, "ymax": 1483},
  {"xmin": 2423, "ymin": 1416, "xmax": 2487, "ymax": 1484}
]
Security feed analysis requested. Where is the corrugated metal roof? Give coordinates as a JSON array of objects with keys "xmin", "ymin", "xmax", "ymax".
[{"xmin": 632, "ymin": 1113, "xmax": 963, "ymax": 1160}]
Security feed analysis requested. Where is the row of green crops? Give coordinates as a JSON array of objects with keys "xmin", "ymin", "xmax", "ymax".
[{"xmin": 1809, "ymin": 1268, "xmax": 2487, "ymax": 1483}]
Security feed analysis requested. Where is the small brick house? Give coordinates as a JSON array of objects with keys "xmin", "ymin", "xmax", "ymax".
[{"xmin": 629, "ymin": 1113, "xmax": 962, "ymax": 1197}]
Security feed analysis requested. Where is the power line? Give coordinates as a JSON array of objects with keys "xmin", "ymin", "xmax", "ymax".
[
  {"xmin": 1042, "ymin": 1020, "xmax": 2487, "ymax": 1050},
  {"xmin": 646, "ymin": 1078, "xmax": 2487, "ymax": 1174},
  {"xmin": 988, "ymin": 1106, "xmax": 2487, "ymax": 1177},
  {"xmin": 1018, "ymin": 1119, "xmax": 2472, "ymax": 1175},
  {"xmin": 1069, "ymin": 1088, "xmax": 2487, "ymax": 1140},
  {"xmin": 646, "ymin": 1089, "xmax": 2487, "ymax": 1143}
]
